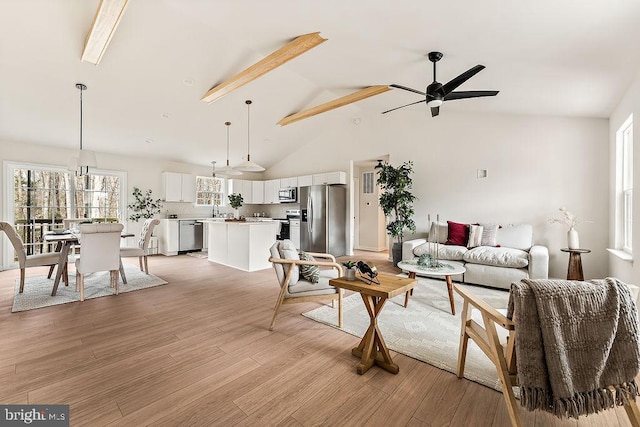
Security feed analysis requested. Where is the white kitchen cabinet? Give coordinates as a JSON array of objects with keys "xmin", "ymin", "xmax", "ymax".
[
  {"xmin": 312, "ymin": 171, "xmax": 346, "ymax": 185},
  {"xmin": 263, "ymin": 179, "xmax": 280, "ymax": 204},
  {"xmin": 229, "ymin": 179, "xmax": 253, "ymax": 204},
  {"xmin": 280, "ymin": 176, "xmax": 298, "ymax": 188},
  {"xmin": 205, "ymin": 221, "xmax": 277, "ymax": 271},
  {"xmin": 251, "ymin": 181, "xmax": 264, "ymax": 204},
  {"xmin": 156, "ymin": 219, "xmax": 179, "ymax": 256},
  {"xmin": 298, "ymin": 175, "xmax": 312, "ymax": 187},
  {"xmin": 162, "ymin": 172, "xmax": 196, "ymax": 202}
]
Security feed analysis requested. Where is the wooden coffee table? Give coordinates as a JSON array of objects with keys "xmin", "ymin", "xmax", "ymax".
[
  {"xmin": 397, "ymin": 260, "xmax": 466, "ymax": 315},
  {"xmin": 329, "ymin": 274, "xmax": 417, "ymax": 375}
]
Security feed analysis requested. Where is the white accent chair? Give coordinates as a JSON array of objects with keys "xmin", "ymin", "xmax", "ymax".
[
  {"xmin": 0, "ymin": 221, "xmax": 65, "ymax": 293},
  {"xmin": 268, "ymin": 240, "xmax": 343, "ymax": 331},
  {"xmin": 119, "ymin": 218, "xmax": 159, "ymax": 283},
  {"xmin": 75, "ymin": 223, "xmax": 124, "ymax": 301}
]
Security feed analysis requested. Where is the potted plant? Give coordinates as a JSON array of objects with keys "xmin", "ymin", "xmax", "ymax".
[
  {"xmin": 127, "ymin": 187, "xmax": 163, "ymax": 222},
  {"xmin": 342, "ymin": 260, "xmax": 357, "ymax": 281},
  {"xmin": 228, "ymin": 193, "xmax": 243, "ymax": 219},
  {"xmin": 377, "ymin": 161, "xmax": 416, "ymax": 266}
]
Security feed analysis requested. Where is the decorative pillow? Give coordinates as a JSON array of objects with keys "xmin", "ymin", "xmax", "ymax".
[
  {"xmin": 427, "ymin": 222, "xmax": 448, "ymax": 244},
  {"xmin": 277, "ymin": 240, "xmax": 299, "ymax": 285},
  {"xmin": 298, "ymin": 251, "xmax": 320, "ymax": 283},
  {"xmin": 496, "ymin": 224, "xmax": 533, "ymax": 251},
  {"xmin": 467, "ymin": 224, "xmax": 484, "ymax": 248},
  {"xmin": 479, "ymin": 223, "xmax": 499, "ymax": 247},
  {"xmin": 445, "ymin": 221, "xmax": 469, "ymax": 246}
]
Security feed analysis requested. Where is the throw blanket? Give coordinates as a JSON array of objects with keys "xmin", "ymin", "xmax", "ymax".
[{"xmin": 507, "ymin": 277, "xmax": 640, "ymax": 419}]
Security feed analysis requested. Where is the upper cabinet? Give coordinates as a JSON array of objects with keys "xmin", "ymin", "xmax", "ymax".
[
  {"xmin": 264, "ymin": 179, "xmax": 280, "ymax": 204},
  {"xmin": 162, "ymin": 172, "xmax": 195, "ymax": 202},
  {"xmin": 298, "ymin": 175, "xmax": 312, "ymax": 187},
  {"xmin": 280, "ymin": 176, "xmax": 298, "ymax": 188},
  {"xmin": 311, "ymin": 171, "xmax": 347, "ymax": 185},
  {"xmin": 252, "ymin": 181, "xmax": 264, "ymax": 204},
  {"xmin": 229, "ymin": 179, "xmax": 253, "ymax": 204}
]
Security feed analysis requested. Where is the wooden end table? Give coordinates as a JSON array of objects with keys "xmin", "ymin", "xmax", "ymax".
[
  {"xmin": 560, "ymin": 248, "xmax": 591, "ymax": 280},
  {"xmin": 329, "ymin": 274, "xmax": 417, "ymax": 375},
  {"xmin": 397, "ymin": 260, "xmax": 465, "ymax": 315}
]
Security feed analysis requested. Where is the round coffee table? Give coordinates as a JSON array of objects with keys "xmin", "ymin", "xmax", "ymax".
[{"xmin": 397, "ymin": 260, "xmax": 466, "ymax": 315}]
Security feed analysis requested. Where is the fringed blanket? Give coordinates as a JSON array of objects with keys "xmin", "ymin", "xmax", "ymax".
[{"xmin": 507, "ymin": 277, "xmax": 640, "ymax": 419}]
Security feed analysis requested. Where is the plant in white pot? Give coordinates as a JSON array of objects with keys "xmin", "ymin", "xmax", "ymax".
[
  {"xmin": 377, "ymin": 161, "xmax": 416, "ymax": 266},
  {"xmin": 342, "ymin": 261, "xmax": 357, "ymax": 281},
  {"xmin": 228, "ymin": 193, "xmax": 243, "ymax": 219},
  {"xmin": 549, "ymin": 207, "xmax": 590, "ymax": 249}
]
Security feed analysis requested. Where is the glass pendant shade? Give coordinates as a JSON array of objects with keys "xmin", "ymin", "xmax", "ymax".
[
  {"xmin": 78, "ymin": 149, "xmax": 97, "ymax": 167},
  {"xmin": 234, "ymin": 100, "xmax": 265, "ymax": 172}
]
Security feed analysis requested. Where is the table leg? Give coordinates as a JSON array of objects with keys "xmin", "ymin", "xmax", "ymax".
[
  {"xmin": 51, "ymin": 242, "xmax": 71, "ymax": 296},
  {"xmin": 404, "ymin": 272, "xmax": 416, "ymax": 307},
  {"xmin": 567, "ymin": 253, "xmax": 584, "ymax": 280},
  {"xmin": 351, "ymin": 294, "xmax": 399, "ymax": 375},
  {"xmin": 445, "ymin": 275, "xmax": 456, "ymax": 315}
]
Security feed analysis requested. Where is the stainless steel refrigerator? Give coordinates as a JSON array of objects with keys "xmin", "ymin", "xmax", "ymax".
[{"xmin": 300, "ymin": 185, "xmax": 346, "ymax": 256}]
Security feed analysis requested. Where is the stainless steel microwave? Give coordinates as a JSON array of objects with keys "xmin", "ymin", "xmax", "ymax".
[{"xmin": 278, "ymin": 187, "xmax": 297, "ymax": 203}]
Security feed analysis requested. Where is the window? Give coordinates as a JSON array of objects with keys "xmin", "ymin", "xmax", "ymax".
[
  {"xmin": 616, "ymin": 115, "xmax": 633, "ymax": 253},
  {"xmin": 4, "ymin": 162, "xmax": 126, "ymax": 264},
  {"xmin": 195, "ymin": 175, "xmax": 226, "ymax": 207}
]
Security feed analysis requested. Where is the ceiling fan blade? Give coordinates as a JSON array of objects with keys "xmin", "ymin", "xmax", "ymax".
[
  {"xmin": 440, "ymin": 65, "xmax": 485, "ymax": 95},
  {"xmin": 444, "ymin": 90, "xmax": 499, "ymax": 101},
  {"xmin": 430, "ymin": 106, "xmax": 440, "ymax": 117},
  {"xmin": 390, "ymin": 84, "xmax": 426, "ymax": 96},
  {"xmin": 381, "ymin": 100, "xmax": 425, "ymax": 114}
]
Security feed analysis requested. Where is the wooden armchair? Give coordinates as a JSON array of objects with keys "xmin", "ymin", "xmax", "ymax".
[
  {"xmin": 455, "ymin": 283, "xmax": 640, "ymax": 427},
  {"xmin": 268, "ymin": 240, "xmax": 343, "ymax": 331}
]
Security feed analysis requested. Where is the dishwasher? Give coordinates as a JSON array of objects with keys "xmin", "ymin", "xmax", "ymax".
[{"xmin": 178, "ymin": 220, "xmax": 203, "ymax": 253}]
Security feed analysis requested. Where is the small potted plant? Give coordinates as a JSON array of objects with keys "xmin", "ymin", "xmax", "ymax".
[
  {"xmin": 228, "ymin": 193, "xmax": 244, "ymax": 219},
  {"xmin": 342, "ymin": 260, "xmax": 357, "ymax": 281}
]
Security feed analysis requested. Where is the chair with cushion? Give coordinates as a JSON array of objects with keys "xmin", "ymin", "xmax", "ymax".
[
  {"xmin": 455, "ymin": 279, "xmax": 640, "ymax": 427},
  {"xmin": 0, "ymin": 221, "xmax": 65, "ymax": 293},
  {"xmin": 75, "ymin": 223, "xmax": 124, "ymax": 301},
  {"xmin": 268, "ymin": 240, "xmax": 343, "ymax": 331},
  {"xmin": 119, "ymin": 218, "xmax": 159, "ymax": 283}
]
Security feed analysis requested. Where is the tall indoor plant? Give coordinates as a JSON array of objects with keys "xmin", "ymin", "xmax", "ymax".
[{"xmin": 377, "ymin": 161, "xmax": 416, "ymax": 266}]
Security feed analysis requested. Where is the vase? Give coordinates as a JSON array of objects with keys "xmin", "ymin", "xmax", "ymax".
[
  {"xmin": 234, "ymin": 209, "xmax": 239, "ymax": 219},
  {"xmin": 345, "ymin": 268, "xmax": 356, "ymax": 281},
  {"xmin": 567, "ymin": 227, "xmax": 579, "ymax": 249}
]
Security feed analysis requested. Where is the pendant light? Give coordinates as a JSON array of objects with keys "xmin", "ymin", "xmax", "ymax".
[
  {"xmin": 215, "ymin": 121, "xmax": 242, "ymax": 176},
  {"xmin": 234, "ymin": 100, "xmax": 265, "ymax": 172},
  {"xmin": 74, "ymin": 83, "xmax": 97, "ymax": 176}
]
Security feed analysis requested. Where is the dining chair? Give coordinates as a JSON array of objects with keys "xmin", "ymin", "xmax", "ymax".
[
  {"xmin": 75, "ymin": 223, "xmax": 124, "ymax": 301},
  {"xmin": 120, "ymin": 218, "xmax": 160, "ymax": 278},
  {"xmin": 0, "ymin": 221, "xmax": 64, "ymax": 293}
]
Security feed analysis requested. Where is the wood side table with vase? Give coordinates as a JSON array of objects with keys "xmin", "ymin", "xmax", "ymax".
[
  {"xmin": 329, "ymin": 274, "xmax": 417, "ymax": 375},
  {"xmin": 560, "ymin": 248, "xmax": 591, "ymax": 280}
]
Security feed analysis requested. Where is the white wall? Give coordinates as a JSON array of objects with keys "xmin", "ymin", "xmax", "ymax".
[
  {"xmin": 609, "ymin": 71, "xmax": 640, "ymax": 284},
  {"xmin": 268, "ymin": 110, "xmax": 609, "ymax": 279}
]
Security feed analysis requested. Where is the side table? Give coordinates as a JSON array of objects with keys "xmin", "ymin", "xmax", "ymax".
[{"xmin": 560, "ymin": 248, "xmax": 591, "ymax": 280}]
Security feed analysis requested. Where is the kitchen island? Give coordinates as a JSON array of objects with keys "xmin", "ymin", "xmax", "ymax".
[{"xmin": 201, "ymin": 219, "xmax": 278, "ymax": 272}]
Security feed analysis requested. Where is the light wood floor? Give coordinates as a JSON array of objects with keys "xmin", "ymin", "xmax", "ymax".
[{"xmin": 0, "ymin": 250, "xmax": 632, "ymax": 426}]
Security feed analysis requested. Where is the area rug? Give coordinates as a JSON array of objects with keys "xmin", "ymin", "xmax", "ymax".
[
  {"xmin": 186, "ymin": 251, "xmax": 208, "ymax": 259},
  {"xmin": 12, "ymin": 264, "xmax": 168, "ymax": 312},
  {"xmin": 302, "ymin": 277, "xmax": 510, "ymax": 392}
]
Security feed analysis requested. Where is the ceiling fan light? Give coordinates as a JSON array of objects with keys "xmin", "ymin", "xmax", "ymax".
[{"xmin": 427, "ymin": 99, "xmax": 443, "ymax": 108}]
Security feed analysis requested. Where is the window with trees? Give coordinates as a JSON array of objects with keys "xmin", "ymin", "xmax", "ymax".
[
  {"xmin": 616, "ymin": 114, "xmax": 633, "ymax": 253},
  {"xmin": 195, "ymin": 176, "xmax": 226, "ymax": 207}
]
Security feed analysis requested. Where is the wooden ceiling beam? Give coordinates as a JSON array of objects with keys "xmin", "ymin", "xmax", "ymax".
[
  {"xmin": 277, "ymin": 85, "xmax": 391, "ymax": 126},
  {"xmin": 81, "ymin": 0, "xmax": 129, "ymax": 65},
  {"xmin": 201, "ymin": 32, "xmax": 327, "ymax": 103}
]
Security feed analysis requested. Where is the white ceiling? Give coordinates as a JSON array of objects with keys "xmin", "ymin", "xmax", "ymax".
[{"xmin": 1, "ymin": 0, "xmax": 640, "ymax": 170}]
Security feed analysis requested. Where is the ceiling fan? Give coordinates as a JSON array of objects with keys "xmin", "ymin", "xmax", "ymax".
[{"xmin": 383, "ymin": 51, "xmax": 499, "ymax": 117}]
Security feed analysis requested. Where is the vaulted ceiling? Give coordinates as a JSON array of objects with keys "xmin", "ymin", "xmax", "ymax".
[{"xmin": 1, "ymin": 0, "xmax": 640, "ymax": 170}]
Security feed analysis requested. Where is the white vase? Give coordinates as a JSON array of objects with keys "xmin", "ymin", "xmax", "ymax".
[
  {"xmin": 345, "ymin": 268, "xmax": 356, "ymax": 281},
  {"xmin": 567, "ymin": 227, "xmax": 579, "ymax": 249},
  {"xmin": 234, "ymin": 209, "xmax": 239, "ymax": 219}
]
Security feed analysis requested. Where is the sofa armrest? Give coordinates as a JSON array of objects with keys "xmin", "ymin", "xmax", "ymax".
[
  {"xmin": 402, "ymin": 238, "xmax": 426, "ymax": 261},
  {"xmin": 528, "ymin": 245, "xmax": 549, "ymax": 279}
]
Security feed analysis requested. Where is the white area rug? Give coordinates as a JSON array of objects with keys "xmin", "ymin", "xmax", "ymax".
[
  {"xmin": 12, "ymin": 264, "xmax": 168, "ymax": 312},
  {"xmin": 302, "ymin": 277, "xmax": 509, "ymax": 392}
]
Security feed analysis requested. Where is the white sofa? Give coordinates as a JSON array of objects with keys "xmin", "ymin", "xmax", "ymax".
[{"xmin": 402, "ymin": 223, "xmax": 549, "ymax": 290}]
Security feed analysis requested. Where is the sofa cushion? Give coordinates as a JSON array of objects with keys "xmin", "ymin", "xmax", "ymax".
[
  {"xmin": 277, "ymin": 240, "xmax": 299, "ymax": 285},
  {"xmin": 414, "ymin": 242, "xmax": 468, "ymax": 261},
  {"xmin": 427, "ymin": 221, "xmax": 448, "ymax": 244},
  {"xmin": 467, "ymin": 224, "xmax": 483, "ymax": 248},
  {"xmin": 496, "ymin": 224, "xmax": 533, "ymax": 251},
  {"xmin": 479, "ymin": 223, "xmax": 499, "ymax": 247},
  {"xmin": 463, "ymin": 246, "xmax": 529, "ymax": 268},
  {"xmin": 446, "ymin": 221, "xmax": 469, "ymax": 246}
]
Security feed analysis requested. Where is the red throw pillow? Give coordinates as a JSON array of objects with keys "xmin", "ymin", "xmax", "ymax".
[{"xmin": 446, "ymin": 221, "xmax": 470, "ymax": 246}]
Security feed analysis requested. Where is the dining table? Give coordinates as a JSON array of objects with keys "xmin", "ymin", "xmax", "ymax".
[{"xmin": 43, "ymin": 230, "xmax": 135, "ymax": 296}]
